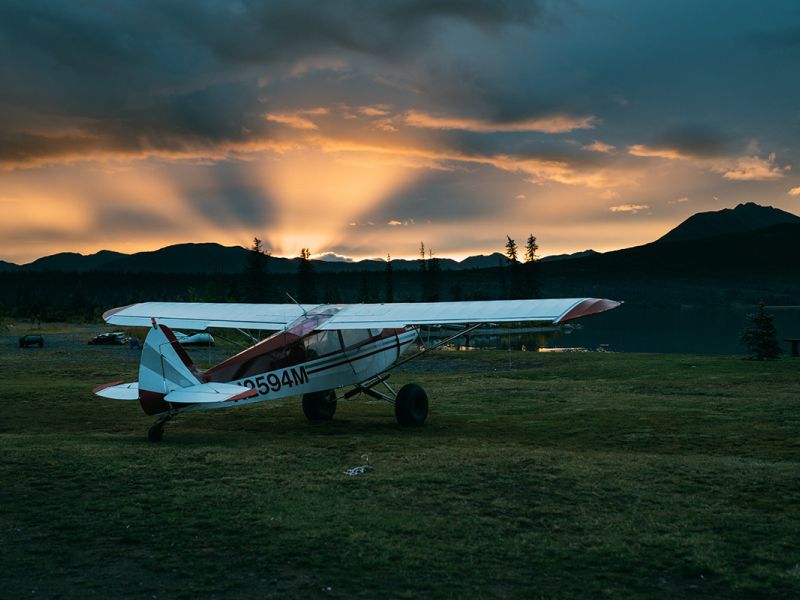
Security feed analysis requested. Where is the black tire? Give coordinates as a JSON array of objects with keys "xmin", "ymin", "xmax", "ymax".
[
  {"xmin": 302, "ymin": 389, "xmax": 337, "ymax": 421},
  {"xmin": 148, "ymin": 423, "xmax": 164, "ymax": 442},
  {"xmin": 395, "ymin": 383, "xmax": 428, "ymax": 427}
]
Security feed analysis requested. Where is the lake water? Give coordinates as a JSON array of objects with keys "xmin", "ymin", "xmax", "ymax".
[{"xmin": 437, "ymin": 304, "xmax": 800, "ymax": 355}]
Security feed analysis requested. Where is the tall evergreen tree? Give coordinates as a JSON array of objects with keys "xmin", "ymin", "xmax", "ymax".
[
  {"xmin": 523, "ymin": 233, "xmax": 540, "ymax": 298},
  {"xmin": 505, "ymin": 236, "xmax": 518, "ymax": 262},
  {"xmin": 244, "ymin": 237, "xmax": 270, "ymax": 302},
  {"xmin": 385, "ymin": 253, "xmax": 394, "ymax": 303},
  {"xmin": 505, "ymin": 235, "xmax": 522, "ymax": 299},
  {"xmin": 297, "ymin": 247, "xmax": 315, "ymax": 302},
  {"xmin": 524, "ymin": 234, "xmax": 538, "ymax": 263},
  {"xmin": 418, "ymin": 242, "xmax": 428, "ymax": 301},
  {"xmin": 740, "ymin": 303, "xmax": 781, "ymax": 359},
  {"xmin": 427, "ymin": 249, "xmax": 441, "ymax": 301}
]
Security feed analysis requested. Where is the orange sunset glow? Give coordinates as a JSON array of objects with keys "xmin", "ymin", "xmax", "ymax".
[{"xmin": 1, "ymin": 2, "xmax": 798, "ymax": 265}]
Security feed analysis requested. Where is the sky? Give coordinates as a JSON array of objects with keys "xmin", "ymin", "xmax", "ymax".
[{"xmin": 1, "ymin": 0, "xmax": 799, "ymax": 264}]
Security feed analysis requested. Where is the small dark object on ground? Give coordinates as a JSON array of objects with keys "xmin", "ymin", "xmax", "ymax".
[
  {"xmin": 18, "ymin": 334, "xmax": 44, "ymax": 348},
  {"xmin": 783, "ymin": 338, "xmax": 799, "ymax": 357},
  {"xmin": 88, "ymin": 332, "xmax": 128, "ymax": 345}
]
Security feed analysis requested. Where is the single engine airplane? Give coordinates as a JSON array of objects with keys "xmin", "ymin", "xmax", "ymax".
[{"xmin": 94, "ymin": 298, "xmax": 621, "ymax": 441}]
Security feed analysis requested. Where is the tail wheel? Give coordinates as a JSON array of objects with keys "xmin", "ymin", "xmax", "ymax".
[
  {"xmin": 148, "ymin": 422, "xmax": 164, "ymax": 442},
  {"xmin": 395, "ymin": 383, "xmax": 428, "ymax": 427},
  {"xmin": 302, "ymin": 389, "xmax": 337, "ymax": 421}
]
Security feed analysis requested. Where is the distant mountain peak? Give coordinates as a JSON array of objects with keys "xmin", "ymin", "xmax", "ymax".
[{"xmin": 658, "ymin": 202, "xmax": 800, "ymax": 243}]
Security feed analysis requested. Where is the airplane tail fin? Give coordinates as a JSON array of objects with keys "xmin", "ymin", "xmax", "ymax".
[
  {"xmin": 135, "ymin": 321, "xmax": 255, "ymax": 415},
  {"xmin": 137, "ymin": 321, "xmax": 204, "ymax": 414}
]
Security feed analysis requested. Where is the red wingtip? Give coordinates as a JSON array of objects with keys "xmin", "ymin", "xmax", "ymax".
[
  {"xmin": 557, "ymin": 298, "xmax": 622, "ymax": 323},
  {"xmin": 102, "ymin": 305, "xmax": 132, "ymax": 322}
]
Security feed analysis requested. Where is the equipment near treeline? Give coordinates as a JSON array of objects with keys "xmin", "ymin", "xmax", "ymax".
[
  {"xmin": 88, "ymin": 331, "xmax": 128, "ymax": 345},
  {"xmin": 19, "ymin": 334, "xmax": 44, "ymax": 348},
  {"xmin": 93, "ymin": 298, "xmax": 621, "ymax": 441}
]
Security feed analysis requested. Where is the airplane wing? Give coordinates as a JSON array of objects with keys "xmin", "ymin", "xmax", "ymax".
[
  {"xmin": 316, "ymin": 298, "xmax": 620, "ymax": 329},
  {"xmin": 103, "ymin": 302, "xmax": 314, "ymax": 330},
  {"xmin": 103, "ymin": 298, "xmax": 620, "ymax": 330}
]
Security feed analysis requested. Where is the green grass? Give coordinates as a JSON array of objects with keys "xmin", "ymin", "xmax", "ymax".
[{"xmin": 1, "ymin": 335, "xmax": 799, "ymax": 599}]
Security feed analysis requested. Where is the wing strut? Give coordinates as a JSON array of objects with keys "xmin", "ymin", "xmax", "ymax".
[
  {"xmin": 388, "ymin": 323, "xmax": 482, "ymax": 372},
  {"xmin": 345, "ymin": 323, "xmax": 482, "ymax": 405}
]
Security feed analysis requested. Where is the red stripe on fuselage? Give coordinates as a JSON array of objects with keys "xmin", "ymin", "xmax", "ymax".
[{"xmin": 204, "ymin": 325, "xmax": 411, "ymax": 384}]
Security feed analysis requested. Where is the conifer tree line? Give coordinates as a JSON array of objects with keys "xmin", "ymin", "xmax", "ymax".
[{"xmin": 241, "ymin": 235, "xmax": 542, "ymax": 305}]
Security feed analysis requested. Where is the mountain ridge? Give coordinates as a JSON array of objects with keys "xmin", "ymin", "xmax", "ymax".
[
  {"xmin": 657, "ymin": 202, "xmax": 800, "ymax": 243},
  {"xmin": 3, "ymin": 203, "xmax": 797, "ymax": 274}
]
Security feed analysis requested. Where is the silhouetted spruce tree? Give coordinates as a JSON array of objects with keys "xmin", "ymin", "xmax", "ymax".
[
  {"xmin": 243, "ymin": 237, "xmax": 270, "ymax": 302},
  {"xmin": 505, "ymin": 236, "xmax": 518, "ymax": 262},
  {"xmin": 297, "ymin": 248, "xmax": 315, "ymax": 302},
  {"xmin": 505, "ymin": 235, "xmax": 523, "ymax": 299},
  {"xmin": 418, "ymin": 242, "xmax": 428, "ymax": 301},
  {"xmin": 426, "ymin": 249, "xmax": 441, "ymax": 301},
  {"xmin": 740, "ymin": 303, "xmax": 781, "ymax": 359},
  {"xmin": 523, "ymin": 233, "xmax": 540, "ymax": 298},
  {"xmin": 385, "ymin": 253, "xmax": 394, "ymax": 303}
]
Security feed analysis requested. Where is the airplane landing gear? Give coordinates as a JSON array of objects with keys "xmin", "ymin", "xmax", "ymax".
[
  {"xmin": 394, "ymin": 383, "xmax": 428, "ymax": 427},
  {"xmin": 147, "ymin": 415, "xmax": 172, "ymax": 442},
  {"xmin": 345, "ymin": 375, "xmax": 429, "ymax": 427},
  {"xmin": 303, "ymin": 389, "xmax": 337, "ymax": 421}
]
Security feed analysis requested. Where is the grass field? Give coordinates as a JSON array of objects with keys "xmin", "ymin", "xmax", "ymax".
[{"xmin": 1, "ymin": 328, "xmax": 799, "ymax": 599}]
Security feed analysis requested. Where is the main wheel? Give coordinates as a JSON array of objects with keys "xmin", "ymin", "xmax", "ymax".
[
  {"xmin": 302, "ymin": 389, "xmax": 337, "ymax": 421},
  {"xmin": 395, "ymin": 383, "xmax": 428, "ymax": 427}
]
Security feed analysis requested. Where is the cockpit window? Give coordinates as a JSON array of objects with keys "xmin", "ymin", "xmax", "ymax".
[
  {"xmin": 303, "ymin": 330, "xmax": 342, "ymax": 358},
  {"xmin": 340, "ymin": 329, "xmax": 375, "ymax": 349}
]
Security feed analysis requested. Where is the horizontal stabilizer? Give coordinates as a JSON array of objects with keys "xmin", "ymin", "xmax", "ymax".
[
  {"xmin": 164, "ymin": 382, "xmax": 257, "ymax": 404},
  {"xmin": 94, "ymin": 381, "xmax": 139, "ymax": 400}
]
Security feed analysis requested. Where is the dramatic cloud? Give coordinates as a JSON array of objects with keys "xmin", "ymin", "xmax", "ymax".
[
  {"xmin": 715, "ymin": 153, "xmax": 788, "ymax": 181},
  {"xmin": 789, "ymin": 187, "xmax": 800, "ymax": 196},
  {"xmin": 583, "ymin": 140, "xmax": 615, "ymax": 154},
  {"xmin": 1, "ymin": 1, "xmax": 799, "ymax": 262},
  {"xmin": 628, "ymin": 145, "xmax": 691, "ymax": 160},
  {"xmin": 403, "ymin": 110, "xmax": 597, "ymax": 133},
  {"xmin": 265, "ymin": 109, "xmax": 329, "ymax": 131},
  {"xmin": 314, "ymin": 251, "xmax": 353, "ymax": 262},
  {"xmin": 609, "ymin": 204, "xmax": 649, "ymax": 214}
]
